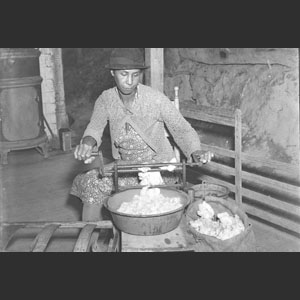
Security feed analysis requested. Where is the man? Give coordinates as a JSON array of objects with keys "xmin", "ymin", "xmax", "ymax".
[{"xmin": 71, "ymin": 48, "xmax": 213, "ymax": 221}]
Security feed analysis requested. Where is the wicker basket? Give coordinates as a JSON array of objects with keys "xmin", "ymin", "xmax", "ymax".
[{"xmin": 185, "ymin": 197, "xmax": 256, "ymax": 252}]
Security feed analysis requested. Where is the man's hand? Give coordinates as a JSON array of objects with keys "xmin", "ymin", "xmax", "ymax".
[
  {"xmin": 192, "ymin": 150, "xmax": 214, "ymax": 164},
  {"xmin": 74, "ymin": 136, "xmax": 97, "ymax": 164},
  {"xmin": 104, "ymin": 161, "xmax": 115, "ymax": 172}
]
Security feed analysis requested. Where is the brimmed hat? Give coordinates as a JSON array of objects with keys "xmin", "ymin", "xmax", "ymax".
[{"xmin": 105, "ymin": 48, "xmax": 149, "ymax": 70}]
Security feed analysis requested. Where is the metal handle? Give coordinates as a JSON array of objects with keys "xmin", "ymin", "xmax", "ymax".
[{"xmin": 90, "ymin": 152, "xmax": 208, "ymax": 191}]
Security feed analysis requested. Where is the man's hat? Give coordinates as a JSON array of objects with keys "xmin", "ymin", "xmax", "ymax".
[{"xmin": 106, "ymin": 48, "xmax": 149, "ymax": 70}]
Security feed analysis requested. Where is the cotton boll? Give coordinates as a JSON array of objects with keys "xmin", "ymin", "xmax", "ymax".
[
  {"xmin": 139, "ymin": 171, "xmax": 164, "ymax": 186},
  {"xmin": 197, "ymin": 202, "xmax": 215, "ymax": 220},
  {"xmin": 160, "ymin": 158, "xmax": 177, "ymax": 172},
  {"xmin": 217, "ymin": 212, "xmax": 234, "ymax": 227},
  {"xmin": 118, "ymin": 187, "xmax": 182, "ymax": 215}
]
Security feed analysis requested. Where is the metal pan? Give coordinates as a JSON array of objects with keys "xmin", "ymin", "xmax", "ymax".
[{"xmin": 104, "ymin": 187, "xmax": 191, "ymax": 236}]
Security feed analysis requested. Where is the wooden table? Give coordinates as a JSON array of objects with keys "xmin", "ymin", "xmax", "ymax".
[{"xmin": 120, "ymin": 216, "xmax": 198, "ymax": 252}]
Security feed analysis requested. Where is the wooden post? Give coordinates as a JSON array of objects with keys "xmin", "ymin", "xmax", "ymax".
[
  {"xmin": 173, "ymin": 87, "xmax": 181, "ymax": 162},
  {"xmin": 53, "ymin": 48, "xmax": 69, "ymax": 130},
  {"xmin": 145, "ymin": 48, "xmax": 164, "ymax": 92},
  {"xmin": 235, "ymin": 109, "xmax": 242, "ymax": 205}
]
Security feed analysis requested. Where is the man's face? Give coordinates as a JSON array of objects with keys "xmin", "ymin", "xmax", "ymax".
[{"xmin": 111, "ymin": 69, "xmax": 142, "ymax": 95}]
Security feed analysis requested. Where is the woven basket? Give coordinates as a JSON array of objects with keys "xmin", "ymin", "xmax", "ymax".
[{"xmin": 185, "ymin": 197, "xmax": 256, "ymax": 252}]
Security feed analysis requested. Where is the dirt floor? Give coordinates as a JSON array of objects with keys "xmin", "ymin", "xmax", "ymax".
[{"xmin": 1, "ymin": 147, "xmax": 299, "ymax": 252}]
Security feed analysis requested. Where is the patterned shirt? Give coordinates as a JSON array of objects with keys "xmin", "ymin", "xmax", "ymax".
[
  {"xmin": 83, "ymin": 84, "xmax": 201, "ymax": 162},
  {"xmin": 115, "ymin": 123, "xmax": 156, "ymax": 163}
]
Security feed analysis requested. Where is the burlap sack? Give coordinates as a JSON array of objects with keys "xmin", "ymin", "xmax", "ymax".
[{"xmin": 186, "ymin": 197, "xmax": 257, "ymax": 252}]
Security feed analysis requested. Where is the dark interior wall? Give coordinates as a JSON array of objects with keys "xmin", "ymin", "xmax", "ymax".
[
  {"xmin": 62, "ymin": 48, "xmax": 115, "ymax": 144},
  {"xmin": 164, "ymin": 48, "xmax": 299, "ymax": 166},
  {"xmin": 62, "ymin": 48, "xmax": 115, "ymax": 103},
  {"xmin": 62, "ymin": 48, "xmax": 146, "ymax": 145}
]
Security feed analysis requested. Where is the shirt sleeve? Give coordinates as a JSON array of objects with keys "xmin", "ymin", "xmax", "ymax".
[
  {"xmin": 159, "ymin": 94, "xmax": 202, "ymax": 159},
  {"xmin": 82, "ymin": 94, "xmax": 109, "ymax": 148}
]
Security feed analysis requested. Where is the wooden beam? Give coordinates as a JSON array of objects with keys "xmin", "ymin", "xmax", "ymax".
[
  {"xmin": 145, "ymin": 48, "xmax": 164, "ymax": 92},
  {"xmin": 73, "ymin": 224, "xmax": 97, "ymax": 252},
  {"xmin": 1, "ymin": 221, "xmax": 114, "ymax": 229},
  {"xmin": 180, "ymin": 101, "xmax": 248, "ymax": 130},
  {"xmin": 53, "ymin": 48, "xmax": 69, "ymax": 130},
  {"xmin": 235, "ymin": 109, "xmax": 242, "ymax": 205},
  {"xmin": 30, "ymin": 224, "xmax": 60, "ymax": 252}
]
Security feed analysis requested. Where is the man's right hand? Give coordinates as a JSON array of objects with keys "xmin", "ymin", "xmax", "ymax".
[{"xmin": 74, "ymin": 136, "xmax": 97, "ymax": 164}]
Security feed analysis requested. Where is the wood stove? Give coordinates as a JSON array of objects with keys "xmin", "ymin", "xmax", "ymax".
[{"xmin": 0, "ymin": 48, "xmax": 48, "ymax": 164}]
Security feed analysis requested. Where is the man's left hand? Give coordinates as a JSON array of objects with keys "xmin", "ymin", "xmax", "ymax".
[{"xmin": 192, "ymin": 150, "xmax": 214, "ymax": 164}]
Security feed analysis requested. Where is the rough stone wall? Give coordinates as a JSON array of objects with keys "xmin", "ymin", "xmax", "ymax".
[{"xmin": 164, "ymin": 48, "xmax": 299, "ymax": 166}]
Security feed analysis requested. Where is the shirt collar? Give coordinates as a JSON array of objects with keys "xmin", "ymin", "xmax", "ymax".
[{"xmin": 115, "ymin": 84, "xmax": 140, "ymax": 101}]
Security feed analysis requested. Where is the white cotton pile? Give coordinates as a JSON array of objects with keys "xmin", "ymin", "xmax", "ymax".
[
  {"xmin": 196, "ymin": 201, "xmax": 215, "ymax": 220},
  {"xmin": 138, "ymin": 158, "xmax": 177, "ymax": 186},
  {"xmin": 159, "ymin": 158, "xmax": 177, "ymax": 172},
  {"xmin": 138, "ymin": 168, "xmax": 164, "ymax": 186},
  {"xmin": 117, "ymin": 187, "xmax": 182, "ymax": 215},
  {"xmin": 189, "ymin": 201, "xmax": 245, "ymax": 240}
]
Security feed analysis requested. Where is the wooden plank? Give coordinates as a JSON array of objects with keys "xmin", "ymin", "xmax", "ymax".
[
  {"xmin": 1, "ymin": 221, "xmax": 114, "ymax": 229},
  {"xmin": 145, "ymin": 48, "xmax": 164, "ymax": 92},
  {"xmin": 235, "ymin": 201, "xmax": 300, "ymax": 235},
  {"xmin": 182, "ymin": 101, "xmax": 236, "ymax": 118},
  {"xmin": 123, "ymin": 247, "xmax": 195, "ymax": 252},
  {"xmin": 242, "ymin": 188, "xmax": 300, "ymax": 216},
  {"xmin": 201, "ymin": 144, "xmax": 235, "ymax": 158},
  {"xmin": 173, "ymin": 86, "xmax": 181, "ymax": 162},
  {"xmin": 235, "ymin": 109, "xmax": 242, "ymax": 205},
  {"xmin": 191, "ymin": 174, "xmax": 300, "ymax": 212},
  {"xmin": 1, "ymin": 225, "xmax": 25, "ymax": 251},
  {"xmin": 107, "ymin": 238, "xmax": 114, "ymax": 252},
  {"xmin": 91, "ymin": 230, "xmax": 114, "ymax": 253},
  {"xmin": 73, "ymin": 225, "xmax": 97, "ymax": 252},
  {"xmin": 193, "ymin": 161, "xmax": 235, "ymax": 176},
  {"xmin": 180, "ymin": 101, "xmax": 249, "ymax": 130},
  {"xmin": 181, "ymin": 103, "xmax": 235, "ymax": 127},
  {"xmin": 242, "ymin": 153, "xmax": 300, "ymax": 184},
  {"xmin": 108, "ymin": 227, "xmax": 120, "ymax": 252},
  {"xmin": 191, "ymin": 173, "xmax": 235, "ymax": 192},
  {"xmin": 200, "ymin": 145, "xmax": 299, "ymax": 184},
  {"xmin": 193, "ymin": 162, "xmax": 300, "ymax": 200},
  {"xmin": 52, "ymin": 48, "xmax": 69, "ymax": 129},
  {"xmin": 242, "ymin": 170, "xmax": 300, "ymax": 199},
  {"xmin": 189, "ymin": 172, "xmax": 300, "ymax": 216},
  {"xmin": 202, "ymin": 144, "xmax": 300, "ymax": 184},
  {"xmin": 30, "ymin": 224, "xmax": 60, "ymax": 252}
]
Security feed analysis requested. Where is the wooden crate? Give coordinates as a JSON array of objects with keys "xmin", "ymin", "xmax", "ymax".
[{"xmin": 1, "ymin": 221, "xmax": 120, "ymax": 252}]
